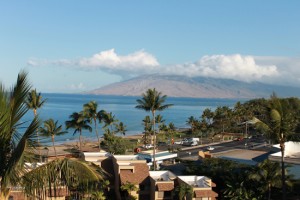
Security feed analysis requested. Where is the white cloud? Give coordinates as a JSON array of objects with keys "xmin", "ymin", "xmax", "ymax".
[
  {"xmin": 28, "ymin": 49, "xmax": 160, "ymax": 78},
  {"xmin": 69, "ymin": 83, "xmax": 85, "ymax": 90},
  {"xmin": 254, "ymin": 56, "xmax": 300, "ymax": 86},
  {"xmin": 164, "ymin": 54, "xmax": 279, "ymax": 83},
  {"xmin": 28, "ymin": 49, "xmax": 300, "ymax": 86}
]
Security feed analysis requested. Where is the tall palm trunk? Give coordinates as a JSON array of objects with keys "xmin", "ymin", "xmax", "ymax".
[
  {"xmin": 280, "ymin": 138, "xmax": 286, "ymax": 200},
  {"xmin": 34, "ymin": 109, "xmax": 42, "ymax": 161},
  {"xmin": 152, "ymin": 110, "xmax": 156, "ymax": 171},
  {"xmin": 94, "ymin": 118, "xmax": 100, "ymax": 150},
  {"xmin": 79, "ymin": 129, "xmax": 82, "ymax": 150},
  {"xmin": 268, "ymin": 182, "xmax": 271, "ymax": 200},
  {"xmin": 280, "ymin": 143, "xmax": 286, "ymax": 200},
  {"xmin": 52, "ymin": 135, "xmax": 57, "ymax": 158}
]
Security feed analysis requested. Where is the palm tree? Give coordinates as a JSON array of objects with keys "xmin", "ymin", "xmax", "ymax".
[
  {"xmin": 65, "ymin": 112, "xmax": 92, "ymax": 150},
  {"xmin": 168, "ymin": 122, "xmax": 176, "ymax": 151},
  {"xmin": 0, "ymin": 71, "xmax": 40, "ymax": 199},
  {"xmin": 83, "ymin": 101, "xmax": 102, "ymax": 148},
  {"xmin": 155, "ymin": 114, "xmax": 165, "ymax": 133},
  {"xmin": 22, "ymin": 158, "xmax": 105, "ymax": 199},
  {"xmin": 142, "ymin": 115, "xmax": 152, "ymax": 144},
  {"xmin": 175, "ymin": 184, "xmax": 193, "ymax": 200},
  {"xmin": 120, "ymin": 181, "xmax": 139, "ymax": 200},
  {"xmin": 254, "ymin": 95, "xmax": 298, "ymax": 200},
  {"xmin": 25, "ymin": 89, "xmax": 46, "ymax": 159},
  {"xmin": 115, "ymin": 122, "xmax": 127, "ymax": 135},
  {"xmin": 186, "ymin": 116, "xmax": 198, "ymax": 134},
  {"xmin": 223, "ymin": 172, "xmax": 257, "ymax": 200},
  {"xmin": 39, "ymin": 118, "xmax": 67, "ymax": 157},
  {"xmin": 135, "ymin": 88, "xmax": 173, "ymax": 170},
  {"xmin": 249, "ymin": 159, "xmax": 283, "ymax": 200},
  {"xmin": 100, "ymin": 111, "xmax": 119, "ymax": 134}
]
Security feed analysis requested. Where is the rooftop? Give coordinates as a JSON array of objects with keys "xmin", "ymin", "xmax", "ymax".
[
  {"xmin": 149, "ymin": 170, "xmax": 177, "ymax": 181},
  {"xmin": 177, "ymin": 176, "xmax": 211, "ymax": 188}
]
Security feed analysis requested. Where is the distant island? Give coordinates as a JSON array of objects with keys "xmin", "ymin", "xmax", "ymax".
[{"xmin": 86, "ymin": 74, "xmax": 300, "ymax": 98}]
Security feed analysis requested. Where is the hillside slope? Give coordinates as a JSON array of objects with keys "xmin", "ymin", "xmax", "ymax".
[{"xmin": 86, "ymin": 75, "xmax": 300, "ymax": 98}]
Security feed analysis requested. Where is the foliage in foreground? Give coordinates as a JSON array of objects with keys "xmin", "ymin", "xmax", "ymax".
[
  {"xmin": 22, "ymin": 158, "xmax": 106, "ymax": 199},
  {"xmin": 0, "ymin": 71, "xmax": 40, "ymax": 199},
  {"xmin": 184, "ymin": 158, "xmax": 296, "ymax": 200}
]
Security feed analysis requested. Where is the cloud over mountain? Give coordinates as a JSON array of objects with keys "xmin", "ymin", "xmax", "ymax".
[
  {"xmin": 164, "ymin": 54, "xmax": 279, "ymax": 83},
  {"xmin": 27, "ymin": 49, "xmax": 300, "ymax": 86}
]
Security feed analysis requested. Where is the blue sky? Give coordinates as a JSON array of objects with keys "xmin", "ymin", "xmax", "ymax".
[{"xmin": 1, "ymin": 1, "xmax": 300, "ymax": 93}]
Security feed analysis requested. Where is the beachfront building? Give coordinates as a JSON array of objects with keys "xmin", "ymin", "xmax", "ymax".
[
  {"xmin": 82, "ymin": 151, "xmax": 218, "ymax": 200},
  {"xmin": 149, "ymin": 171, "xmax": 176, "ymax": 200},
  {"xmin": 112, "ymin": 155, "xmax": 151, "ymax": 199},
  {"xmin": 137, "ymin": 150, "xmax": 178, "ymax": 169},
  {"xmin": 176, "ymin": 176, "xmax": 218, "ymax": 200}
]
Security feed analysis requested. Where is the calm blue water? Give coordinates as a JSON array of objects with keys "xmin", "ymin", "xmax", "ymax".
[{"xmin": 23, "ymin": 93, "xmax": 242, "ymax": 144}]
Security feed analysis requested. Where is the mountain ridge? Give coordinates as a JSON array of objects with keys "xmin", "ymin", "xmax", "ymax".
[{"xmin": 86, "ymin": 74, "xmax": 300, "ymax": 98}]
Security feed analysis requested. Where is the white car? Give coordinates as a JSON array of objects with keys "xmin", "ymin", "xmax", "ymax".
[
  {"xmin": 143, "ymin": 144, "xmax": 154, "ymax": 149},
  {"xmin": 174, "ymin": 140, "xmax": 183, "ymax": 145},
  {"xmin": 206, "ymin": 146, "xmax": 215, "ymax": 151}
]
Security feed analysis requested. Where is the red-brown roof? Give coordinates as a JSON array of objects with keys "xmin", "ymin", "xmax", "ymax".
[
  {"xmin": 194, "ymin": 190, "xmax": 218, "ymax": 198},
  {"xmin": 120, "ymin": 163, "xmax": 149, "ymax": 185},
  {"xmin": 211, "ymin": 182, "xmax": 216, "ymax": 187},
  {"xmin": 156, "ymin": 183, "xmax": 174, "ymax": 191}
]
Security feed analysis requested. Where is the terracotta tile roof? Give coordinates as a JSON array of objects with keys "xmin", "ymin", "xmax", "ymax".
[
  {"xmin": 156, "ymin": 183, "xmax": 174, "ymax": 191},
  {"xmin": 211, "ymin": 182, "xmax": 216, "ymax": 187},
  {"xmin": 194, "ymin": 190, "xmax": 218, "ymax": 198},
  {"xmin": 120, "ymin": 163, "xmax": 149, "ymax": 185}
]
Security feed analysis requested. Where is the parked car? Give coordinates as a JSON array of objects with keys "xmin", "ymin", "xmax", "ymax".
[
  {"xmin": 143, "ymin": 144, "xmax": 154, "ymax": 149},
  {"xmin": 182, "ymin": 140, "xmax": 198, "ymax": 146},
  {"xmin": 157, "ymin": 141, "xmax": 167, "ymax": 146},
  {"xmin": 174, "ymin": 140, "xmax": 183, "ymax": 145},
  {"xmin": 233, "ymin": 137, "xmax": 243, "ymax": 141},
  {"xmin": 206, "ymin": 146, "xmax": 215, "ymax": 151},
  {"xmin": 189, "ymin": 141, "xmax": 198, "ymax": 146}
]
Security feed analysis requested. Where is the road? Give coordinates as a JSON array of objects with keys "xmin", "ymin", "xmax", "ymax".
[{"xmin": 176, "ymin": 137, "xmax": 267, "ymax": 158}]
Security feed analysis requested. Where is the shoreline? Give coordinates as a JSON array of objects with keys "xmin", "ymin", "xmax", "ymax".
[{"xmin": 45, "ymin": 133, "xmax": 144, "ymax": 157}]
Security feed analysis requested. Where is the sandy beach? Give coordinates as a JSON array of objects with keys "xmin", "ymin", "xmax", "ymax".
[{"xmin": 45, "ymin": 134, "xmax": 144, "ymax": 158}]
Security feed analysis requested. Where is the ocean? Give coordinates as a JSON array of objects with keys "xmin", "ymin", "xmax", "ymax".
[{"xmin": 23, "ymin": 93, "xmax": 242, "ymax": 144}]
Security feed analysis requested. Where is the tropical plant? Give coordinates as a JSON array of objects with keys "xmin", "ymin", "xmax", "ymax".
[
  {"xmin": 65, "ymin": 112, "xmax": 92, "ymax": 150},
  {"xmin": 142, "ymin": 115, "xmax": 152, "ymax": 144},
  {"xmin": 213, "ymin": 106, "xmax": 233, "ymax": 133},
  {"xmin": 223, "ymin": 169, "xmax": 259, "ymax": 200},
  {"xmin": 254, "ymin": 95, "xmax": 299, "ymax": 200},
  {"xmin": 102, "ymin": 133, "xmax": 127, "ymax": 154},
  {"xmin": 155, "ymin": 114, "xmax": 165, "ymax": 133},
  {"xmin": 249, "ymin": 159, "xmax": 283, "ymax": 200},
  {"xmin": 91, "ymin": 191, "xmax": 106, "ymax": 200},
  {"xmin": 22, "ymin": 158, "xmax": 105, "ymax": 199},
  {"xmin": 186, "ymin": 116, "xmax": 198, "ymax": 134},
  {"xmin": 120, "ymin": 181, "xmax": 138, "ymax": 200},
  {"xmin": 136, "ymin": 88, "xmax": 173, "ymax": 170},
  {"xmin": 39, "ymin": 118, "xmax": 67, "ymax": 157},
  {"xmin": 115, "ymin": 122, "xmax": 127, "ymax": 135},
  {"xmin": 0, "ymin": 71, "xmax": 40, "ymax": 199},
  {"xmin": 83, "ymin": 101, "xmax": 102, "ymax": 148},
  {"xmin": 25, "ymin": 89, "xmax": 46, "ymax": 159},
  {"xmin": 175, "ymin": 184, "xmax": 193, "ymax": 200},
  {"xmin": 100, "ymin": 111, "xmax": 119, "ymax": 133}
]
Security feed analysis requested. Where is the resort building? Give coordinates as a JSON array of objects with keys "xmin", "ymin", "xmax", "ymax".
[
  {"xmin": 82, "ymin": 151, "xmax": 218, "ymax": 200},
  {"xmin": 176, "ymin": 176, "xmax": 218, "ymax": 200},
  {"xmin": 149, "ymin": 171, "xmax": 177, "ymax": 200},
  {"xmin": 111, "ymin": 155, "xmax": 151, "ymax": 199}
]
